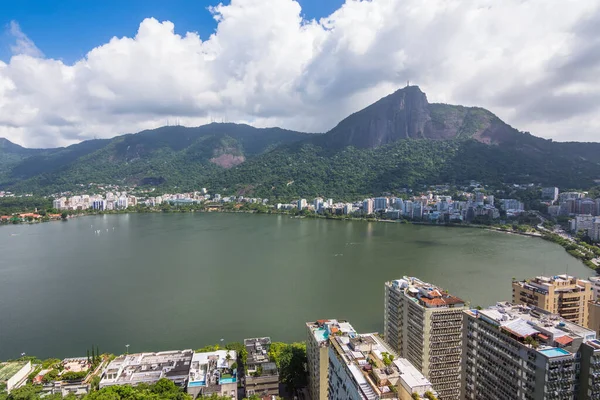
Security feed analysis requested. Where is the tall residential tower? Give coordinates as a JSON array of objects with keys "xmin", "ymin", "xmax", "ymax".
[{"xmin": 384, "ymin": 277, "xmax": 467, "ymax": 400}]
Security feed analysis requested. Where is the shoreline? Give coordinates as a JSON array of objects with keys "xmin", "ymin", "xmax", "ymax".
[{"xmin": 2, "ymin": 207, "xmax": 597, "ymax": 270}]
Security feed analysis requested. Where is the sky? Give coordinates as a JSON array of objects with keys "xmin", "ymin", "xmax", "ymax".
[{"xmin": 1, "ymin": 0, "xmax": 599, "ymax": 148}]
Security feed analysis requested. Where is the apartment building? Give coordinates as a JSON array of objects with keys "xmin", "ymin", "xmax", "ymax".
[
  {"xmin": 306, "ymin": 319, "xmax": 357, "ymax": 400},
  {"xmin": 243, "ymin": 337, "xmax": 279, "ymax": 398},
  {"xmin": 328, "ymin": 330, "xmax": 436, "ymax": 400},
  {"xmin": 461, "ymin": 303, "xmax": 598, "ymax": 400},
  {"xmin": 187, "ymin": 350, "xmax": 238, "ymax": 399},
  {"xmin": 384, "ymin": 277, "xmax": 467, "ymax": 400},
  {"xmin": 579, "ymin": 339, "xmax": 600, "ymax": 399},
  {"xmin": 100, "ymin": 350, "xmax": 193, "ymax": 388},
  {"xmin": 511, "ymin": 275, "xmax": 593, "ymax": 326}
]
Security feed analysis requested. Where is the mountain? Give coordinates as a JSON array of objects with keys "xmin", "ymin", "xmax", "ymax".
[
  {"xmin": 0, "ymin": 124, "xmax": 314, "ymax": 193},
  {"xmin": 319, "ymin": 86, "xmax": 523, "ymax": 149},
  {"xmin": 1, "ymin": 86, "xmax": 600, "ymax": 197}
]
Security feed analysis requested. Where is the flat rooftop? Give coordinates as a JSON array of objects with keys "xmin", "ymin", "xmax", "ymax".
[
  {"xmin": 306, "ymin": 319, "xmax": 357, "ymax": 344},
  {"xmin": 0, "ymin": 362, "xmax": 29, "ymax": 381},
  {"xmin": 100, "ymin": 350, "xmax": 193, "ymax": 387},
  {"xmin": 515, "ymin": 275, "xmax": 590, "ymax": 294},
  {"xmin": 330, "ymin": 331, "xmax": 434, "ymax": 398},
  {"xmin": 188, "ymin": 350, "xmax": 237, "ymax": 388},
  {"xmin": 388, "ymin": 276, "xmax": 466, "ymax": 309},
  {"xmin": 244, "ymin": 337, "xmax": 274, "ymax": 365},
  {"xmin": 467, "ymin": 303, "xmax": 596, "ymax": 357}
]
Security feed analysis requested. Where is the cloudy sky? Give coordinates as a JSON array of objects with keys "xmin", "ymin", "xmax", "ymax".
[{"xmin": 1, "ymin": 0, "xmax": 599, "ymax": 148}]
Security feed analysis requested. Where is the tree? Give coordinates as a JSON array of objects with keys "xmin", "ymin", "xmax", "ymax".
[
  {"xmin": 272, "ymin": 342, "xmax": 307, "ymax": 393},
  {"xmin": 7, "ymin": 385, "xmax": 42, "ymax": 400},
  {"xmin": 60, "ymin": 212, "xmax": 68, "ymax": 220},
  {"xmin": 424, "ymin": 391, "xmax": 438, "ymax": 400}
]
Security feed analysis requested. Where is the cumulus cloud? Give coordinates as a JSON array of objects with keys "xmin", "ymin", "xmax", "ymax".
[{"xmin": 1, "ymin": 0, "xmax": 599, "ymax": 148}]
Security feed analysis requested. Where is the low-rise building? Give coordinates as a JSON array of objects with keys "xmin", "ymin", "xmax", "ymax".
[
  {"xmin": 187, "ymin": 350, "xmax": 237, "ymax": 399},
  {"xmin": 244, "ymin": 337, "xmax": 279, "ymax": 398},
  {"xmin": 328, "ymin": 331, "xmax": 436, "ymax": 400},
  {"xmin": 0, "ymin": 361, "xmax": 32, "ymax": 393},
  {"xmin": 100, "ymin": 350, "xmax": 193, "ymax": 388}
]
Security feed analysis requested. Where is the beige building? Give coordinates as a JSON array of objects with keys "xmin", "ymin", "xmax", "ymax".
[
  {"xmin": 512, "ymin": 275, "xmax": 593, "ymax": 326},
  {"xmin": 588, "ymin": 301, "xmax": 600, "ymax": 337},
  {"xmin": 384, "ymin": 277, "xmax": 467, "ymax": 400},
  {"xmin": 306, "ymin": 320, "xmax": 357, "ymax": 400}
]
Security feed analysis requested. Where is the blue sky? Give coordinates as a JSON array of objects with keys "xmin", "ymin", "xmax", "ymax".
[{"xmin": 0, "ymin": 0, "xmax": 344, "ymax": 63}]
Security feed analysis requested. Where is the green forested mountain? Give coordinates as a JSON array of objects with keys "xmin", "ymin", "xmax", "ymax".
[
  {"xmin": 1, "ymin": 86, "xmax": 600, "ymax": 196},
  {"xmin": 0, "ymin": 124, "xmax": 313, "ymax": 193}
]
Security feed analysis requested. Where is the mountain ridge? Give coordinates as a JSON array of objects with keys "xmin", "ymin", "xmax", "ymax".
[{"xmin": 1, "ymin": 86, "xmax": 600, "ymax": 195}]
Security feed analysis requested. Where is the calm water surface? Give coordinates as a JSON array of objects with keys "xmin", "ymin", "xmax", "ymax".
[{"xmin": 0, "ymin": 213, "xmax": 590, "ymax": 359}]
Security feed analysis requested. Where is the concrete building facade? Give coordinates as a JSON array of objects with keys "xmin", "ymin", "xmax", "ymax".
[
  {"xmin": 306, "ymin": 320, "xmax": 356, "ymax": 400},
  {"xmin": 511, "ymin": 275, "xmax": 593, "ymax": 326},
  {"xmin": 461, "ymin": 303, "xmax": 598, "ymax": 400},
  {"xmin": 384, "ymin": 277, "xmax": 467, "ymax": 400},
  {"xmin": 243, "ymin": 337, "xmax": 279, "ymax": 398},
  {"xmin": 328, "ymin": 330, "xmax": 436, "ymax": 400}
]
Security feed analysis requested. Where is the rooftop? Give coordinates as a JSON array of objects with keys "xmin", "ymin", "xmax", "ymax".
[
  {"xmin": 466, "ymin": 302, "xmax": 596, "ymax": 357},
  {"xmin": 100, "ymin": 350, "xmax": 193, "ymax": 387},
  {"xmin": 188, "ymin": 350, "xmax": 237, "ymax": 388},
  {"xmin": 306, "ymin": 320, "xmax": 357, "ymax": 346},
  {"xmin": 330, "ymin": 331, "xmax": 434, "ymax": 398},
  {"xmin": 244, "ymin": 337, "xmax": 273, "ymax": 365},
  {"xmin": 514, "ymin": 275, "xmax": 590, "ymax": 294},
  {"xmin": 388, "ymin": 276, "xmax": 466, "ymax": 309},
  {"xmin": 0, "ymin": 362, "xmax": 29, "ymax": 382}
]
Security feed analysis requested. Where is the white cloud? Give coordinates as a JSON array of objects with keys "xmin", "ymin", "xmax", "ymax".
[
  {"xmin": 8, "ymin": 21, "xmax": 44, "ymax": 58},
  {"xmin": 1, "ymin": 0, "xmax": 599, "ymax": 148}
]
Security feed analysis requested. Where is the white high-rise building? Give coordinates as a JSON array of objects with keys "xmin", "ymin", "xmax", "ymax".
[
  {"xmin": 53, "ymin": 198, "xmax": 66, "ymax": 210},
  {"xmin": 475, "ymin": 192, "xmax": 485, "ymax": 206},
  {"xmin": 92, "ymin": 200, "xmax": 106, "ymax": 211},
  {"xmin": 384, "ymin": 277, "xmax": 467, "ymax": 400},
  {"xmin": 542, "ymin": 187, "xmax": 559, "ymax": 202},
  {"xmin": 374, "ymin": 197, "xmax": 388, "ymax": 211},
  {"xmin": 343, "ymin": 203, "xmax": 353, "ymax": 215},
  {"xmin": 117, "ymin": 196, "xmax": 129, "ymax": 209},
  {"xmin": 395, "ymin": 198, "xmax": 404, "ymax": 212},
  {"xmin": 297, "ymin": 199, "xmax": 307, "ymax": 210},
  {"xmin": 404, "ymin": 200, "xmax": 414, "ymax": 218},
  {"xmin": 313, "ymin": 197, "xmax": 323, "ymax": 212}
]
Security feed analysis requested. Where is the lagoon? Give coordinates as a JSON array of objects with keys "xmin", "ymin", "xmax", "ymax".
[{"xmin": 0, "ymin": 213, "xmax": 590, "ymax": 359}]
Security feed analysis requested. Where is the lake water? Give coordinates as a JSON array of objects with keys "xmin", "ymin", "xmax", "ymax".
[{"xmin": 0, "ymin": 213, "xmax": 591, "ymax": 360}]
